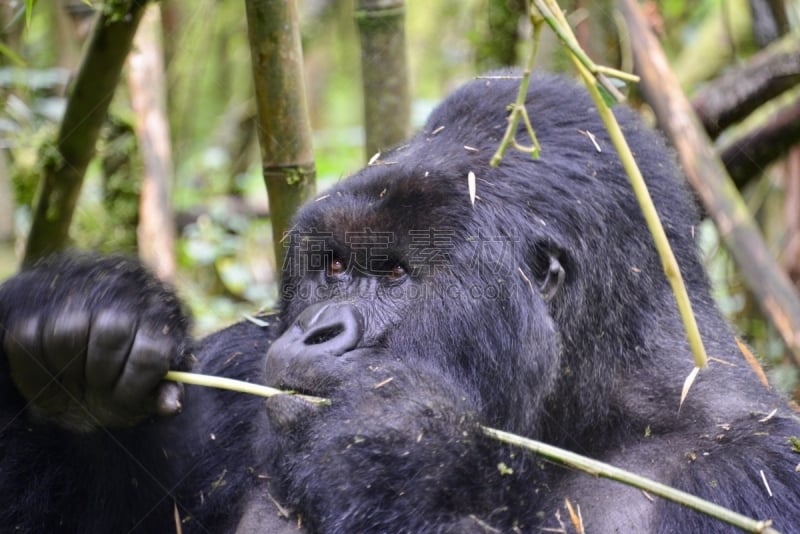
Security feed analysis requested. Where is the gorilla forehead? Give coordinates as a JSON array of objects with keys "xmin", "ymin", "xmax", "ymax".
[{"xmin": 295, "ymin": 166, "xmax": 477, "ymax": 252}]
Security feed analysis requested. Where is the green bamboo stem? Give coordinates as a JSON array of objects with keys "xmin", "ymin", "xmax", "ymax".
[
  {"xmin": 164, "ymin": 371, "xmax": 330, "ymax": 406},
  {"xmin": 482, "ymin": 426, "xmax": 781, "ymax": 534},
  {"xmin": 530, "ymin": 0, "xmax": 708, "ymax": 370},
  {"xmin": 489, "ymin": 12, "xmax": 543, "ymax": 167},
  {"xmin": 164, "ymin": 369, "xmax": 776, "ymax": 530}
]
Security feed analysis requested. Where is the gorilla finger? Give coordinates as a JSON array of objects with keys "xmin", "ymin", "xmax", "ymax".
[
  {"xmin": 42, "ymin": 309, "xmax": 90, "ymax": 396},
  {"xmin": 4, "ymin": 315, "xmax": 43, "ymax": 364},
  {"xmin": 4, "ymin": 315, "xmax": 53, "ymax": 401},
  {"xmin": 154, "ymin": 381, "xmax": 183, "ymax": 416},
  {"xmin": 112, "ymin": 328, "xmax": 174, "ymax": 409},
  {"xmin": 86, "ymin": 309, "xmax": 136, "ymax": 390}
]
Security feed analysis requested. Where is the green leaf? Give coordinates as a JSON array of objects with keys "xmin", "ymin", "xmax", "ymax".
[
  {"xmin": 497, "ymin": 462, "xmax": 514, "ymax": 476},
  {"xmin": 24, "ymin": 0, "xmax": 37, "ymax": 29},
  {"xmin": 0, "ymin": 42, "xmax": 25, "ymax": 67},
  {"xmin": 596, "ymin": 82, "xmax": 618, "ymax": 108}
]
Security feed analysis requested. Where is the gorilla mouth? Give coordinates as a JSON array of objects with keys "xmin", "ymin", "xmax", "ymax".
[{"xmin": 285, "ymin": 385, "xmax": 319, "ymax": 397}]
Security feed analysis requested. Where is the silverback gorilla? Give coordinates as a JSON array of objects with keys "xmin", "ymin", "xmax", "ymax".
[{"xmin": 2, "ymin": 73, "xmax": 800, "ymax": 533}]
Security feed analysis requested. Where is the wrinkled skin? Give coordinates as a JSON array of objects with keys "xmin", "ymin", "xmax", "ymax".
[{"xmin": 1, "ymin": 73, "xmax": 799, "ymax": 533}]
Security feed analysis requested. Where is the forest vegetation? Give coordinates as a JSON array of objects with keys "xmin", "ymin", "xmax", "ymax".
[{"xmin": 1, "ymin": 0, "xmax": 799, "ymax": 400}]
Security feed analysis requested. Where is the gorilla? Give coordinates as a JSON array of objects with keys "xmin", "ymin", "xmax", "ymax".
[{"xmin": 1, "ymin": 72, "xmax": 799, "ymax": 533}]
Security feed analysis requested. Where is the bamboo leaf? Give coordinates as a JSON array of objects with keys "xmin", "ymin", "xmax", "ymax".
[
  {"xmin": 24, "ymin": 0, "xmax": 36, "ymax": 28},
  {"xmin": 680, "ymin": 366, "xmax": 700, "ymax": 409},
  {"xmin": 0, "ymin": 43, "xmax": 25, "ymax": 67}
]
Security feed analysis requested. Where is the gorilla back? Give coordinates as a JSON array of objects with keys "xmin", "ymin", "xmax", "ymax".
[{"xmin": 1, "ymin": 73, "xmax": 799, "ymax": 533}]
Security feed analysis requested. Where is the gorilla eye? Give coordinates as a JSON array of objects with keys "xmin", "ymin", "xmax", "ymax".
[
  {"xmin": 387, "ymin": 264, "xmax": 407, "ymax": 280},
  {"xmin": 327, "ymin": 257, "xmax": 347, "ymax": 277}
]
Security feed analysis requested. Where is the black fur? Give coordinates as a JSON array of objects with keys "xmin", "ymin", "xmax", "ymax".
[{"xmin": 1, "ymin": 73, "xmax": 799, "ymax": 533}]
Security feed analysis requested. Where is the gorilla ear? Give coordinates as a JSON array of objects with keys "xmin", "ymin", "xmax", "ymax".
[{"xmin": 533, "ymin": 249, "xmax": 565, "ymax": 301}]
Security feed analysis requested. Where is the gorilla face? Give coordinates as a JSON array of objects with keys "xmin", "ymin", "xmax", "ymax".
[
  {"xmin": 261, "ymin": 72, "xmax": 707, "ymax": 451},
  {"xmin": 266, "ymin": 162, "xmax": 565, "ymax": 434}
]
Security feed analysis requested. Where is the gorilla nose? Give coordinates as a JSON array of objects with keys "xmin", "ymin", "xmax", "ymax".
[
  {"xmin": 264, "ymin": 302, "xmax": 364, "ymax": 392},
  {"xmin": 296, "ymin": 302, "xmax": 364, "ymax": 357}
]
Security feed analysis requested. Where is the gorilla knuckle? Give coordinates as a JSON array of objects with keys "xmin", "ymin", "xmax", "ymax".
[
  {"xmin": 127, "ymin": 328, "xmax": 174, "ymax": 375},
  {"xmin": 89, "ymin": 309, "xmax": 136, "ymax": 352},
  {"xmin": 4, "ymin": 315, "xmax": 43, "ymax": 358}
]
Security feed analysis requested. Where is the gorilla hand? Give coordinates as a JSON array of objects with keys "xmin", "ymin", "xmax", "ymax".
[{"xmin": 0, "ymin": 255, "xmax": 192, "ymax": 431}]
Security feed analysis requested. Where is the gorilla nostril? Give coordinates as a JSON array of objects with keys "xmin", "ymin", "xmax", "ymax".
[
  {"xmin": 293, "ymin": 302, "xmax": 364, "ymax": 357},
  {"xmin": 304, "ymin": 324, "xmax": 345, "ymax": 345}
]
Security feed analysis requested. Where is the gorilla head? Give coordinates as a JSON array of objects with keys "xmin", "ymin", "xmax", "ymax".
[{"xmin": 265, "ymin": 73, "xmax": 701, "ymax": 439}]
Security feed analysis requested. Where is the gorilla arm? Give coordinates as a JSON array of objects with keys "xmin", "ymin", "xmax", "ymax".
[
  {"xmin": 0, "ymin": 254, "xmax": 288, "ymax": 533},
  {"xmin": 0, "ymin": 255, "xmax": 194, "ymax": 530}
]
